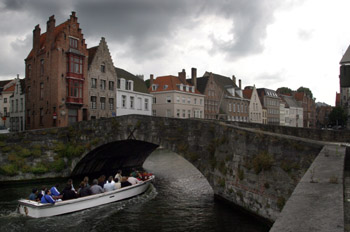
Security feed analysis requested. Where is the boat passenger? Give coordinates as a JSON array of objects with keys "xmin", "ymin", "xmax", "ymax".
[
  {"xmin": 90, "ymin": 179, "xmax": 104, "ymax": 195},
  {"xmin": 40, "ymin": 189, "xmax": 56, "ymax": 204},
  {"xmin": 29, "ymin": 188, "xmax": 38, "ymax": 201},
  {"xmin": 97, "ymin": 175, "xmax": 106, "ymax": 189},
  {"xmin": 50, "ymin": 184, "xmax": 61, "ymax": 197},
  {"xmin": 61, "ymin": 184, "xmax": 78, "ymax": 201},
  {"xmin": 130, "ymin": 168, "xmax": 138, "ymax": 178},
  {"xmin": 67, "ymin": 179, "xmax": 76, "ymax": 192},
  {"xmin": 37, "ymin": 187, "xmax": 46, "ymax": 200},
  {"xmin": 103, "ymin": 176, "xmax": 116, "ymax": 192},
  {"xmin": 127, "ymin": 176, "xmax": 143, "ymax": 185},
  {"xmin": 78, "ymin": 181, "xmax": 92, "ymax": 197},
  {"xmin": 83, "ymin": 176, "xmax": 90, "ymax": 188},
  {"xmin": 114, "ymin": 170, "xmax": 122, "ymax": 183}
]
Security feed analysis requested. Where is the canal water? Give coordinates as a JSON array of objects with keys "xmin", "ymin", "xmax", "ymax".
[{"xmin": 0, "ymin": 149, "xmax": 269, "ymax": 232}]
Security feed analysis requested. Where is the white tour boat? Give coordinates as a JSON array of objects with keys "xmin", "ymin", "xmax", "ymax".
[{"xmin": 17, "ymin": 175, "xmax": 155, "ymax": 218}]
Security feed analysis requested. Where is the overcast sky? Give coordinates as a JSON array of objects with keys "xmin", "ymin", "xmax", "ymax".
[{"xmin": 0, "ymin": 0, "xmax": 349, "ymax": 106}]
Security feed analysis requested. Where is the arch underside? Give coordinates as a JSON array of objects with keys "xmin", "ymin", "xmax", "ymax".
[{"xmin": 71, "ymin": 140, "xmax": 159, "ymax": 177}]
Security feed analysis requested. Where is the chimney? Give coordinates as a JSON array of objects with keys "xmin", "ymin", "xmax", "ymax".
[
  {"xmin": 46, "ymin": 15, "xmax": 55, "ymax": 44},
  {"xmin": 70, "ymin": 11, "xmax": 77, "ymax": 21},
  {"xmin": 33, "ymin": 24, "xmax": 41, "ymax": 53},
  {"xmin": 191, "ymin": 67, "xmax": 197, "ymax": 89},
  {"xmin": 239, "ymin": 79, "xmax": 242, "ymax": 89},
  {"xmin": 150, "ymin": 74, "xmax": 154, "ymax": 88},
  {"xmin": 232, "ymin": 75, "xmax": 236, "ymax": 85},
  {"xmin": 178, "ymin": 69, "xmax": 186, "ymax": 83}
]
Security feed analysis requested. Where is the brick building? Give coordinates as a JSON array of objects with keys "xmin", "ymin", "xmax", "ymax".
[
  {"xmin": 293, "ymin": 92, "xmax": 316, "ymax": 128},
  {"xmin": 257, "ymin": 88, "xmax": 280, "ymax": 125},
  {"xmin": 25, "ymin": 12, "xmax": 89, "ymax": 129}
]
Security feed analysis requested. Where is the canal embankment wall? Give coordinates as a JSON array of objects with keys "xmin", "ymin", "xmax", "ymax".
[{"xmin": 269, "ymin": 145, "xmax": 346, "ymax": 232}]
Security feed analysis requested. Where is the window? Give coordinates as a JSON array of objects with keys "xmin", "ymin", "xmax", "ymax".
[
  {"xmin": 69, "ymin": 55, "xmax": 83, "ymax": 74},
  {"xmin": 27, "ymin": 110, "xmax": 30, "ymax": 125},
  {"xmin": 182, "ymin": 109, "xmax": 185, "ymax": 118},
  {"xmin": 166, "ymin": 109, "xmax": 171, "ymax": 117},
  {"xmin": 3, "ymin": 98, "xmax": 7, "ymax": 103},
  {"xmin": 68, "ymin": 108, "xmax": 78, "ymax": 125},
  {"xmin": 200, "ymin": 99, "xmax": 203, "ymax": 105},
  {"xmin": 100, "ymin": 97, "xmax": 105, "ymax": 110},
  {"xmin": 122, "ymin": 95, "xmax": 126, "ymax": 108},
  {"xmin": 40, "ymin": 83, "xmax": 44, "ymax": 100},
  {"xmin": 117, "ymin": 79, "xmax": 121, "ymax": 89},
  {"xmin": 138, "ymin": 97, "xmax": 142, "ymax": 110},
  {"xmin": 194, "ymin": 98, "xmax": 197, "ymax": 104},
  {"xmin": 130, "ymin": 96, "xmax": 134, "ymax": 108},
  {"xmin": 100, "ymin": 80, "xmax": 106, "ymax": 90},
  {"xmin": 187, "ymin": 98, "xmax": 191, "ymax": 104},
  {"xmin": 229, "ymin": 103, "xmax": 232, "ymax": 112},
  {"xmin": 109, "ymin": 98, "xmax": 114, "ymax": 110},
  {"xmin": 27, "ymin": 64, "xmax": 32, "ymax": 79},
  {"xmin": 69, "ymin": 38, "xmax": 78, "ymax": 48},
  {"xmin": 182, "ymin": 97, "xmax": 185, "ymax": 103},
  {"xmin": 144, "ymin": 99, "xmax": 149, "ymax": 110},
  {"xmin": 152, "ymin": 110, "xmax": 156, "ymax": 116},
  {"xmin": 176, "ymin": 96, "xmax": 180, "ymax": 103},
  {"xmin": 40, "ymin": 59, "xmax": 44, "ymax": 75},
  {"xmin": 91, "ymin": 78, "xmax": 97, "ymax": 88},
  {"xmin": 39, "ymin": 108, "xmax": 43, "ymax": 125},
  {"xmin": 91, "ymin": 96, "xmax": 97, "ymax": 109},
  {"xmin": 69, "ymin": 80, "xmax": 83, "ymax": 98},
  {"xmin": 167, "ymin": 96, "xmax": 171, "ymax": 103},
  {"xmin": 188, "ymin": 110, "xmax": 191, "ymax": 118},
  {"xmin": 109, "ymin": 81, "xmax": 114, "ymax": 91},
  {"xmin": 11, "ymin": 100, "xmax": 14, "ymax": 113},
  {"xmin": 101, "ymin": 62, "xmax": 105, "ymax": 73},
  {"xmin": 163, "ymin": 85, "xmax": 168, "ymax": 90},
  {"xmin": 126, "ymin": 81, "xmax": 132, "ymax": 90},
  {"xmin": 15, "ymin": 99, "xmax": 18, "ymax": 112},
  {"xmin": 177, "ymin": 109, "xmax": 180, "ymax": 117},
  {"xmin": 153, "ymin": 97, "xmax": 156, "ymax": 104}
]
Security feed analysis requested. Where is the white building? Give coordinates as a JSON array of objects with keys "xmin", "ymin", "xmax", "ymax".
[
  {"xmin": 243, "ymin": 85, "xmax": 263, "ymax": 124},
  {"xmin": 280, "ymin": 95, "xmax": 303, "ymax": 127},
  {"xmin": 10, "ymin": 76, "xmax": 25, "ymax": 132},
  {"xmin": 116, "ymin": 68, "xmax": 152, "ymax": 116},
  {"xmin": 0, "ymin": 79, "xmax": 16, "ymax": 128}
]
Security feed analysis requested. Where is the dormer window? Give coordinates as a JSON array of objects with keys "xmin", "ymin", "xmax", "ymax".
[
  {"xmin": 152, "ymin": 84, "xmax": 158, "ymax": 91},
  {"xmin": 186, "ymin": 85, "xmax": 189, "ymax": 91},
  {"xmin": 179, "ymin": 84, "xmax": 183, "ymax": 91},
  {"xmin": 191, "ymin": 86, "xmax": 195, "ymax": 93},
  {"xmin": 163, "ymin": 85, "xmax": 168, "ymax": 90}
]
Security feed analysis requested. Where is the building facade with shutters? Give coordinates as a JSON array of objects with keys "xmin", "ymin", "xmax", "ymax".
[
  {"xmin": 25, "ymin": 12, "xmax": 89, "ymax": 129},
  {"xmin": 10, "ymin": 76, "xmax": 25, "ymax": 132},
  {"xmin": 116, "ymin": 68, "xmax": 152, "ymax": 116}
]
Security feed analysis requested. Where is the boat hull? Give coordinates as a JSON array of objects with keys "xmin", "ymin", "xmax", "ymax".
[{"xmin": 18, "ymin": 176, "xmax": 154, "ymax": 218}]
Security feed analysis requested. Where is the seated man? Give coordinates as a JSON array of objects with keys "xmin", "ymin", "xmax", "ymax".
[
  {"xmin": 90, "ymin": 179, "xmax": 104, "ymax": 195},
  {"xmin": 41, "ymin": 189, "xmax": 56, "ymax": 204},
  {"xmin": 103, "ymin": 176, "xmax": 116, "ymax": 192},
  {"xmin": 50, "ymin": 184, "xmax": 60, "ymax": 197},
  {"xmin": 28, "ymin": 188, "xmax": 38, "ymax": 201},
  {"xmin": 61, "ymin": 184, "xmax": 78, "ymax": 201}
]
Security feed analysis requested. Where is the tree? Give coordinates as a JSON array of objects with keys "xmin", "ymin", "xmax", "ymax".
[
  {"xmin": 145, "ymin": 79, "xmax": 150, "ymax": 88},
  {"xmin": 276, "ymin": 87, "xmax": 292, "ymax": 95},
  {"xmin": 297, "ymin": 87, "xmax": 313, "ymax": 99},
  {"xmin": 328, "ymin": 106, "xmax": 347, "ymax": 127}
]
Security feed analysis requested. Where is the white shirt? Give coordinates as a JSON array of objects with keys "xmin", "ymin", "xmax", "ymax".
[
  {"xmin": 103, "ymin": 181, "xmax": 116, "ymax": 192},
  {"xmin": 127, "ymin": 177, "xmax": 142, "ymax": 185}
]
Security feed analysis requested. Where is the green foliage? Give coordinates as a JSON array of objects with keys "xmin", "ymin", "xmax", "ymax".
[
  {"xmin": 252, "ymin": 151, "xmax": 274, "ymax": 174},
  {"xmin": 177, "ymin": 143, "xmax": 188, "ymax": 154},
  {"xmin": 276, "ymin": 87, "xmax": 292, "ymax": 95},
  {"xmin": 2, "ymin": 146, "xmax": 11, "ymax": 153},
  {"xmin": 145, "ymin": 79, "xmax": 150, "ymax": 88},
  {"xmin": 297, "ymin": 86, "xmax": 313, "ymax": 99},
  {"xmin": 277, "ymin": 196, "xmax": 286, "ymax": 211},
  {"xmin": 218, "ymin": 178, "xmax": 225, "ymax": 188},
  {"xmin": 49, "ymin": 159, "xmax": 66, "ymax": 172},
  {"xmin": 0, "ymin": 141, "xmax": 6, "ymax": 147},
  {"xmin": 0, "ymin": 164, "xmax": 18, "ymax": 176},
  {"xmin": 31, "ymin": 149, "xmax": 41, "ymax": 157},
  {"xmin": 281, "ymin": 160, "xmax": 300, "ymax": 173},
  {"xmin": 54, "ymin": 142, "xmax": 84, "ymax": 158},
  {"xmin": 91, "ymin": 138, "xmax": 100, "ymax": 146},
  {"xmin": 19, "ymin": 148, "xmax": 32, "ymax": 158},
  {"xmin": 219, "ymin": 161, "xmax": 227, "ymax": 175},
  {"xmin": 187, "ymin": 152, "xmax": 199, "ymax": 162},
  {"xmin": 31, "ymin": 164, "xmax": 48, "ymax": 174},
  {"xmin": 328, "ymin": 106, "xmax": 347, "ymax": 126}
]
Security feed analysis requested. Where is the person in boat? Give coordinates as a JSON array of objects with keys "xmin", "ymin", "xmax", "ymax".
[
  {"xmin": 90, "ymin": 179, "xmax": 104, "ymax": 195},
  {"xmin": 97, "ymin": 175, "xmax": 106, "ymax": 189},
  {"xmin": 130, "ymin": 168, "xmax": 138, "ymax": 178},
  {"xmin": 127, "ymin": 175, "xmax": 143, "ymax": 185},
  {"xmin": 67, "ymin": 179, "xmax": 76, "ymax": 192},
  {"xmin": 29, "ymin": 188, "xmax": 38, "ymax": 201},
  {"xmin": 83, "ymin": 176, "xmax": 90, "ymax": 188},
  {"xmin": 78, "ymin": 181, "xmax": 92, "ymax": 197},
  {"xmin": 103, "ymin": 176, "xmax": 116, "ymax": 192},
  {"xmin": 50, "ymin": 184, "xmax": 60, "ymax": 197},
  {"xmin": 114, "ymin": 170, "xmax": 122, "ymax": 183},
  {"xmin": 61, "ymin": 184, "xmax": 78, "ymax": 201},
  {"xmin": 37, "ymin": 186, "xmax": 46, "ymax": 201},
  {"xmin": 41, "ymin": 189, "xmax": 56, "ymax": 204}
]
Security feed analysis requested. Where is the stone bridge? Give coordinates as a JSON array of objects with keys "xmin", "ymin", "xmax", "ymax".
[{"xmin": 0, "ymin": 115, "xmax": 347, "ymax": 230}]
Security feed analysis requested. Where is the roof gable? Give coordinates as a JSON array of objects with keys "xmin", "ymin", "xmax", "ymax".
[{"xmin": 115, "ymin": 67, "xmax": 149, "ymax": 94}]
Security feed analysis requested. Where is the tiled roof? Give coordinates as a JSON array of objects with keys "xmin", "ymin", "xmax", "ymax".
[
  {"xmin": 281, "ymin": 95, "xmax": 300, "ymax": 108},
  {"xmin": 115, "ymin": 67, "xmax": 149, "ymax": 94},
  {"xmin": 26, "ymin": 21, "xmax": 69, "ymax": 60},
  {"xmin": 293, "ymin": 92, "xmax": 305, "ymax": 101},
  {"xmin": 0, "ymin": 80, "xmax": 12, "ymax": 88},
  {"xmin": 243, "ymin": 89, "xmax": 253, "ymax": 99},
  {"xmin": 3, "ymin": 84, "xmax": 15, "ymax": 92},
  {"xmin": 203, "ymin": 72, "xmax": 238, "ymax": 89},
  {"xmin": 150, "ymin": 75, "xmax": 202, "ymax": 94},
  {"xmin": 87, "ymin": 46, "xmax": 98, "ymax": 66}
]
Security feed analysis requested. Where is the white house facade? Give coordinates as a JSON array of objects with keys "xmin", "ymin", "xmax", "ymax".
[{"xmin": 10, "ymin": 76, "xmax": 25, "ymax": 132}]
